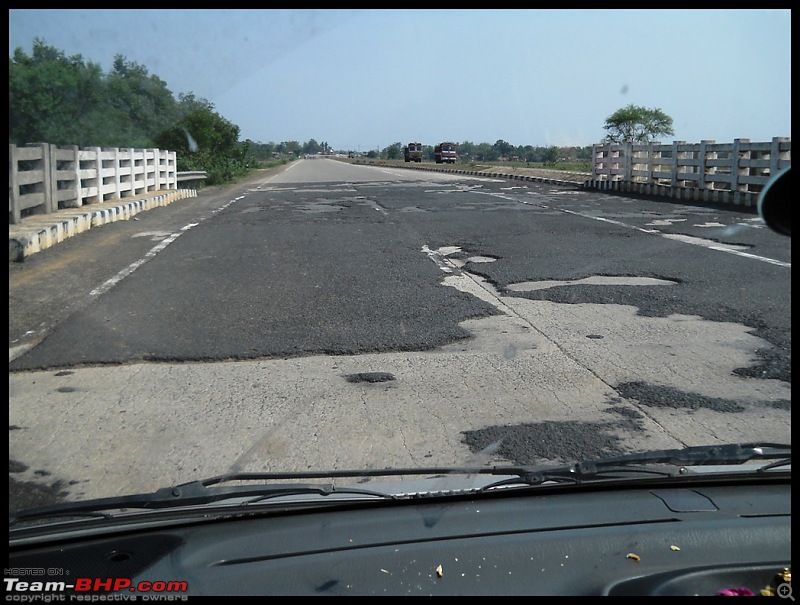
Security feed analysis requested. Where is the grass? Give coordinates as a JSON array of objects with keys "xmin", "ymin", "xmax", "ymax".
[{"xmin": 475, "ymin": 160, "xmax": 591, "ymax": 172}]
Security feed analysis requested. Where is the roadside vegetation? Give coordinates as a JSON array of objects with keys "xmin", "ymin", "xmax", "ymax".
[{"xmin": 474, "ymin": 159, "xmax": 592, "ymax": 172}]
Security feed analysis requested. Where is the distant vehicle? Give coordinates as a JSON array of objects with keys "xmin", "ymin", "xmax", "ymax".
[
  {"xmin": 403, "ymin": 142, "xmax": 423, "ymax": 163},
  {"xmin": 434, "ymin": 142, "xmax": 457, "ymax": 164},
  {"xmin": 348, "ymin": 151, "xmax": 355, "ymax": 158}
]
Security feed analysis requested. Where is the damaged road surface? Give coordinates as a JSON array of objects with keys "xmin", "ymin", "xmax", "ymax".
[{"xmin": 9, "ymin": 159, "xmax": 791, "ymax": 507}]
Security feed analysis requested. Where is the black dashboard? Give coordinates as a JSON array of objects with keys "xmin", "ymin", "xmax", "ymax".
[{"xmin": 9, "ymin": 477, "xmax": 791, "ymax": 596}]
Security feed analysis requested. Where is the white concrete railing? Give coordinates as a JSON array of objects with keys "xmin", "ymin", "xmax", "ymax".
[
  {"xmin": 589, "ymin": 137, "xmax": 791, "ymax": 207},
  {"xmin": 8, "ymin": 143, "xmax": 189, "ymax": 225}
]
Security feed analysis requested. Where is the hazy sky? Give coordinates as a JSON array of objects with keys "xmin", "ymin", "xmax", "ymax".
[{"xmin": 9, "ymin": 9, "xmax": 792, "ymax": 151}]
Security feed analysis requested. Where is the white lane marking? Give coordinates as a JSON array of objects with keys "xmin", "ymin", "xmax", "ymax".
[
  {"xmin": 131, "ymin": 231, "xmax": 174, "ymax": 239},
  {"xmin": 702, "ymin": 247, "xmax": 791, "ymax": 267},
  {"xmin": 559, "ymin": 208, "xmax": 790, "ymax": 267},
  {"xmin": 421, "ymin": 245, "xmax": 454, "ymax": 273},
  {"xmin": 12, "ymin": 196, "xmax": 249, "ymax": 360},
  {"xmin": 89, "ymin": 224, "xmax": 198, "ymax": 297},
  {"xmin": 558, "ymin": 209, "xmax": 660, "ymax": 234},
  {"xmin": 465, "ymin": 189, "xmax": 787, "ymax": 267},
  {"xmin": 647, "ymin": 218, "xmax": 687, "ymax": 226},
  {"xmin": 660, "ymin": 233, "xmax": 749, "ymax": 251},
  {"xmin": 89, "ymin": 192, "xmax": 250, "ymax": 298}
]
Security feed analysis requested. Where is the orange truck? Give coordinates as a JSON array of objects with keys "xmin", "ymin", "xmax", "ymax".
[{"xmin": 434, "ymin": 142, "xmax": 457, "ymax": 164}]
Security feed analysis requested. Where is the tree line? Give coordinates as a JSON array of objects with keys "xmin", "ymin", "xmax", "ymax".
[
  {"xmin": 379, "ymin": 142, "xmax": 593, "ymax": 165},
  {"xmin": 9, "ymin": 39, "xmax": 675, "ymax": 185}
]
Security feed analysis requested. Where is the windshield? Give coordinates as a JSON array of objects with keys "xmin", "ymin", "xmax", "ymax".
[{"xmin": 8, "ymin": 8, "xmax": 790, "ymax": 516}]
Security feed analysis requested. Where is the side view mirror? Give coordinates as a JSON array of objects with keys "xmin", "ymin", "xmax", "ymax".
[{"xmin": 758, "ymin": 165, "xmax": 791, "ymax": 237}]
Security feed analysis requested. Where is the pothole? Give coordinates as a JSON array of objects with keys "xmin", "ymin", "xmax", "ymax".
[{"xmin": 345, "ymin": 372, "xmax": 396, "ymax": 383}]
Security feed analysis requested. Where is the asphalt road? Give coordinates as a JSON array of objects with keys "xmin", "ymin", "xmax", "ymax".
[{"xmin": 9, "ymin": 159, "xmax": 791, "ymax": 510}]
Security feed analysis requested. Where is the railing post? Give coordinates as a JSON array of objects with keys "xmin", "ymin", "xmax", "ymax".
[
  {"xmin": 771, "ymin": 136, "xmax": 791, "ymax": 175},
  {"xmin": 130, "ymin": 147, "xmax": 138, "ymax": 196},
  {"xmin": 42, "ymin": 143, "xmax": 56, "ymax": 214},
  {"xmin": 145, "ymin": 147, "xmax": 152, "ymax": 192},
  {"xmin": 152, "ymin": 148, "xmax": 161, "ymax": 191},
  {"xmin": 592, "ymin": 143, "xmax": 611, "ymax": 181},
  {"xmin": 670, "ymin": 141, "xmax": 680, "ymax": 188},
  {"xmin": 9, "ymin": 143, "xmax": 21, "ymax": 224},
  {"xmin": 69, "ymin": 145, "xmax": 82, "ymax": 208},
  {"xmin": 623, "ymin": 142, "xmax": 632, "ymax": 183},
  {"xmin": 91, "ymin": 146, "xmax": 102, "ymax": 204},
  {"xmin": 732, "ymin": 138, "xmax": 748, "ymax": 193},
  {"xmin": 698, "ymin": 140, "xmax": 711, "ymax": 190},
  {"xmin": 113, "ymin": 147, "xmax": 122, "ymax": 200}
]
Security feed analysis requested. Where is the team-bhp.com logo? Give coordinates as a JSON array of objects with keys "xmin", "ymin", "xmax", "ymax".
[{"xmin": 5, "ymin": 574, "xmax": 188, "ymax": 601}]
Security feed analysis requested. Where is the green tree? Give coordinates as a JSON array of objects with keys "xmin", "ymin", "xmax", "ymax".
[
  {"xmin": 9, "ymin": 39, "xmax": 108, "ymax": 146},
  {"xmin": 473, "ymin": 142, "xmax": 494, "ymax": 162},
  {"xmin": 386, "ymin": 142, "xmax": 402, "ymax": 160},
  {"xmin": 521, "ymin": 145, "xmax": 536, "ymax": 162},
  {"xmin": 457, "ymin": 141, "xmax": 475, "ymax": 162},
  {"xmin": 303, "ymin": 139, "xmax": 322, "ymax": 155},
  {"xmin": 603, "ymin": 104, "xmax": 675, "ymax": 144},
  {"xmin": 106, "ymin": 55, "xmax": 179, "ymax": 148},
  {"xmin": 154, "ymin": 102, "xmax": 244, "ymax": 185},
  {"xmin": 175, "ymin": 92, "xmax": 214, "ymax": 117},
  {"xmin": 543, "ymin": 146, "xmax": 560, "ymax": 167},
  {"xmin": 9, "ymin": 39, "xmax": 184, "ymax": 149},
  {"xmin": 492, "ymin": 139, "xmax": 512, "ymax": 159},
  {"xmin": 248, "ymin": 140, "xmax": 277, "ymax": 161},
  {"xmin": 576, "ymin": 145, "xmax": 593, "ymax": 161},
  {"xmin": 282, "ymin": 140, "xmax": 302, "ymax": 157}
]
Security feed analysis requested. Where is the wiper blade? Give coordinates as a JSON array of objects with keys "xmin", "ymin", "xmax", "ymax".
[
  {"xmin": 9, "ymin": 475, "xmax": 400, "ymax": 526},
  {"xmin": 7, "ymin": 466, "xmax": 522, "ymax": 525},
  {"xmin": 573, "ymin": 442, "xmax": 790, "ymax": 468},
  {"xmin": 10, "ymin": 443, "xmax": 789, "ymax": 525},
  {"xmin": 481, "ymin": 442, "xmax": 791, "ymax": 490}
]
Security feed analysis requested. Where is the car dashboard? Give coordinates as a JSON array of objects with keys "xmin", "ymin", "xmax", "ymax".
[{"xmin": 9, "ymin": 476, "xmax": 791, "ymax": 596}]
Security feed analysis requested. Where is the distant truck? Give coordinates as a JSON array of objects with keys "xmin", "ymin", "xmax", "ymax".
[
  {"xmin": 434, "ymin": 142, "xmax": 457, "ymax": 164},
  {"xmin": 403, "ymin": 142, "xmax": 423, "ymax": 163}
]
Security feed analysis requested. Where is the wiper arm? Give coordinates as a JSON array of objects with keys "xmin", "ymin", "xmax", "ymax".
[
  {"xmin": 9, "ymin": 466, "xmax": 510, "ymax": 525},
  {"xmin": 572, "ymin": 442, "xmax": 790, "ymax": 468},
  {"xmin": 479, "ymin": 442, "xmax": 791, "ymax": 491},
  {"xmin": 9, "ymin": 476, "xmax": 398, "ymax": 526}
]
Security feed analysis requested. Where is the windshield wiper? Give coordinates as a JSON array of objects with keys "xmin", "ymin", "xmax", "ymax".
[
  {"xmin": 480, "ymin": 442, "xmax": 791, "ymax": 490},
  {"xmin": 9, "ymin": 443, "xmax": 789, "ymax": 526},
  {"xmin": 9, "ymin": 477, "xmax": 401, "ymax": 526},
  {"xmin": 577, "ymin": 442, "xmax": 790, "ymax": 467}
]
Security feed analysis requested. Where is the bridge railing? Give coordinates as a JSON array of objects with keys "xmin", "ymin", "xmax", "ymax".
[
  {"xmin": 8, "ymin": 143, "xmax": 205, "ymax": 225},
  {"xmin": 589, "ymin": 137, "xmax": 791, "ymax": 206}
]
